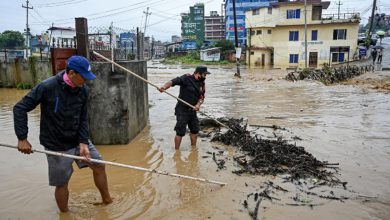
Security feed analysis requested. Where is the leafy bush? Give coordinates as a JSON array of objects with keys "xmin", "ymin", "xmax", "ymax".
[{"xmin": 16, "ymin": 82, "xmax": 32, "ymax": 90}]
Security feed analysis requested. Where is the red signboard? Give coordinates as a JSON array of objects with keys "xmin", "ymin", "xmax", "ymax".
[{"xmin": 228, "ymin": 27, "xmax": 244, "ymax": 31}]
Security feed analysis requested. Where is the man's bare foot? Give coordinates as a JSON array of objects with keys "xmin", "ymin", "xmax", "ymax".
[
  {"xmin": 103, "ymin": 197, "xmax": 113, "ymax": 204},
  {"xmin": 93, "ymin": 197, "xmax": 113, "ymax": 206}
]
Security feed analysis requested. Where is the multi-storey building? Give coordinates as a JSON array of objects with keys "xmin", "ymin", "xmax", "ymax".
[
  {"xmin": 181, "ymin": 3, "xmax": 205, "ymax": 49},
  {"xmin": 246, "ymin": 0, "xmax": 360, "ymax": 69},
  {"xmin": 205, "ymin": 11, "xmax": 225, "ymax": 41},
  {"xmin": 224, "ymin": 0, "xmax": 274, "ymax": 46}
]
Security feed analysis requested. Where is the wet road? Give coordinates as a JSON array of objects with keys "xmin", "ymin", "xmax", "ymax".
[{"xmin": 0, "ymin": 65, "xmax": 390, "ymax": 220}]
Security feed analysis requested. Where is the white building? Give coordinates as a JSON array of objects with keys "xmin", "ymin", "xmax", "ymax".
[
  {"xmin": 200, "ymin": 47, "xmax": 221, "ymax": 61},
  {"xmin": 47, "ymin": 26, "xmax": 76, "ymax": 47}
]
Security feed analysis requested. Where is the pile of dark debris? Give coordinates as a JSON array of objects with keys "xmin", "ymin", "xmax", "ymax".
[{"xmin": 199, "ymin": 117, "xmax": 360, "ymax": 220}]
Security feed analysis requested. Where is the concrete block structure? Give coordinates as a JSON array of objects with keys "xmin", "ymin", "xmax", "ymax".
[{"xmin": 88, "ymin": 61, "xmax": 149, "ymax": 144}]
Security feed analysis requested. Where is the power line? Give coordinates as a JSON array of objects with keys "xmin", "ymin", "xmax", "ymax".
[
  {"xmin": 34, "ymin": 0, "xmax": 87, "ymax": 8},
  {"xmin": 30, "ymin": 0, "xmax": 162, "ymax": 24},
  {"xmin": 152, "ymin": 12, "xmax": 181, "ymax": 21},
  {"xmin": 33, "ymin": 0, "xmax": 84, "ymax": 6}
]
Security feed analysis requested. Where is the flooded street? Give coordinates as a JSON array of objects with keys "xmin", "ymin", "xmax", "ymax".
[{"xmin": 1, "ymin": 65, "xmax": 390, "ymax": 220}]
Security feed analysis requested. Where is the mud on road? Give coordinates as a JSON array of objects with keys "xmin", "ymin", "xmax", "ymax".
[{"xmin": 342, "ymin": 70, "xmax": 390, "ymax": 93}]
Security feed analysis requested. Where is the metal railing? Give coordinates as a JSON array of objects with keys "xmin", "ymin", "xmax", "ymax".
[{"xmin": 321, "ymin": 13, "xmax": 360, "ymax": 21}]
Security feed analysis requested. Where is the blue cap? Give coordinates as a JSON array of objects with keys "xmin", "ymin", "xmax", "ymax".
[{"xmin": 67, "ymin": 56, "xmax": 96, "ymax": 80}]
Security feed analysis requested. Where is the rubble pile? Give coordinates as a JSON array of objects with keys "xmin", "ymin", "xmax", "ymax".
[
  {"xmin": 201, "ymin": 118, "xmax": 344, "ymax": 186},
  {"xmin": 285, "ymin": 64, "xmax": 374, "ymax": 85}
]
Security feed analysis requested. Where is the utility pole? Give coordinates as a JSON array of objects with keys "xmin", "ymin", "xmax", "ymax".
[
  {"xmin": 151, "ymin": 36, "xmax": 154, "ymax": 59},
  {"xmin": 22, "ymin": 0, "xmax": 33, "ymax": 58},
  {"xmin": 304, "ymin": 0, "xmax": 308, "ymax": 68},
  {"xmin": 110, "ymin": 22, "xmax": 114, "ymax": 71},
  {"xmin": 232, "ymin": 0, "xmax": 240, "ymax": 77},
  {"xmin": 143, "ymin": 7, "xmax": 152, "ymax": 36},
  {"xmin": 368, "ymin": 0, "xmax": 377, "ymax": 39},
  {"xmin": 336, "ymin": 0, "xmax": 343, "ymax": 19}
]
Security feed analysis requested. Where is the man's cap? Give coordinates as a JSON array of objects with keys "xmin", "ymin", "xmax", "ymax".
[
  {"xmin": 195, "ymin": 66, "xmax": 211, "ymax": 75},
  {"xmin": 67, "ymin": 56, "xmax": 96, "ymax": 80}
]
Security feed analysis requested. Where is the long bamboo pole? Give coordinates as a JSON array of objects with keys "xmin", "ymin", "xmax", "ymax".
[
  {"xmin": 0, "ymin": 143, "xmax": 226, "ymax": 186},
  {"xmin": 92, "ymin": 51, "xmax": 230, "ymax": 130}
]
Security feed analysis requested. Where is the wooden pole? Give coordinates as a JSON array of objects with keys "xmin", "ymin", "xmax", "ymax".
[
  {"xmin": 0, "ymin": 143, "xmax": 226, "ymax": 186},
  {"xmin": 75, "ymin": 17, "xmax": 89, "ymax": 59}
]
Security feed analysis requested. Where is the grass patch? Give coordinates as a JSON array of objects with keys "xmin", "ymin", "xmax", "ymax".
[{"xmin": 163, "ymin": 51, "xmax": 239, "ymax": 66}]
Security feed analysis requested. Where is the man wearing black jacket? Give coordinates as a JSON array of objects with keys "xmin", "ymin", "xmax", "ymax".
[
  {"xmin": 13, "ymin": 56, "xmax": 112, "ymax": 212},
  {"xmin": 158, "ymin": 66, "xmax": 210, "ymax": 150}
]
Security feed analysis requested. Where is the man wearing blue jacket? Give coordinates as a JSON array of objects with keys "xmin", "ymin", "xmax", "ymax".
[{"xmin": 13, "ymin": 56, "xmax": 112, "ymax": 212}]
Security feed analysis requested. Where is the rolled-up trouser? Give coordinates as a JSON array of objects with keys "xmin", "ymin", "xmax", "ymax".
[
  {"xmin": 174, "ymin": 113, "xmax": 199, "ymax": 137},
  {"xmin": 45, "ymin": 141, "xmax": 102, "ymax": 186}
]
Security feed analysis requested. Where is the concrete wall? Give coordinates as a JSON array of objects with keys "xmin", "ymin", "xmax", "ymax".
[
  {"xmin": 0, "ymin": 59, "xmax": 52, "ymax": 87},
  {"xmin": 248, "ymin": 49, "xmax": 272, "ymax": 67},
  {"xmin": 0, "ymin": 59, "xmax": 149, "ymax": 145},
  {"xmin": 88, "ymin": 61, "xmax": 149, "ymax": 145}
]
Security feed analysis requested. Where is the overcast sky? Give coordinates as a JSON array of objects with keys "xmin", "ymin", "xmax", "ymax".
[{"xmin": 0, "ymin": 0, "xmax": 382, "ymax": 42}]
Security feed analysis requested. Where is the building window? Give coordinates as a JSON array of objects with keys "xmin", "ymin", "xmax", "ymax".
[
  {"xmin": 268, "ymin": 7, "xmax": 272, "ymax": 14},
  {"xmin": 311, "ymin": 30, "xmax": 318, "ymax": 41},
  {"xmin": 251, "ymin": 51, "xmax": 254, "ymax": 55},
  {"xmin": 256, "ymin": 30, "xmax": 262, "ymax": 35},
  {"xmin": 289, "ymin": 54, "xmax": 299, "ymax": 63},
  {"xmin": 194, "ymin": 9, "xmax": 203, "ymax": 14},
  {"xmin": 332, "ymin": 53, "xmax": 345, "ymax": 62},
  {"xmin": 287, "ymin": 9, "xmax": 301, "ymax": 19},
  {"xmin": 252, "ymin": 9, "xmax": 259, "ymax": 15},
  {"xmin": 268, "ymin": 29, "xmax": 272, "ymax": 34},
  {"xmin": 289, "ymin": 31, "xmax": 299, "ymax": 41},
  {"xmin": 333, "ymin": 29, "xmax": 347, "ymax": 40},
  {"xmin": 194, "ymin": 16, "xmax": 203, "ymax": 21}
]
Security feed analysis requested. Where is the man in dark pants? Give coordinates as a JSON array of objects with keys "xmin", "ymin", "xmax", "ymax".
[
  {"xmin": 371, "ymin": 49, "xmax": 377, "ymax": 65},
  {"xmin": 13, "ymin": 55, "xmax": 112, "ymax": 212},
  {"xmin": 159, "ymin": 66, "xmax": 210, "ymax": 150}
]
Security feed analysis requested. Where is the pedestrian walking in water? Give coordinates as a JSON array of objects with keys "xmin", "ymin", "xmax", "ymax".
[
  {"xmin": 371, "ymin": 49, "xmax": 377, "ymax": 65},
  {"xmin": 158, "ymin": 66, "xmax": 210, "ymax": 150},
  {"xmin": 13, "ymin": 55, "xmax": 112, "ymax": 212},
  {"xmin": 377, "ymin": 49, "xmax": 383, "ymax": 64}
]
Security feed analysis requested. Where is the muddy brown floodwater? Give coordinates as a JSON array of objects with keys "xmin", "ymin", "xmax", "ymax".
[{"xmin": 1, "ymin": 65, "xmax": 390, "ymax": 220}]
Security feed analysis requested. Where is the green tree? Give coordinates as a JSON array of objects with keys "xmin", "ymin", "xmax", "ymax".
[
  {"xmin": 215, "ymin": 39, "xmax": 234, "ymax": 60},
  {"xmin": 215, "ymin": 39, "xmax": 234, "ymax": 52},
  {"xmin": 0, "ymin": 30, "xmax": 25, "ymax": 49}
]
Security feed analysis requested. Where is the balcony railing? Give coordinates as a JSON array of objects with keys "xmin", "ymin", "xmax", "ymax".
[{"xmin": 321, "ymin": 13, "xmax": 360, "ymax": 21}]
